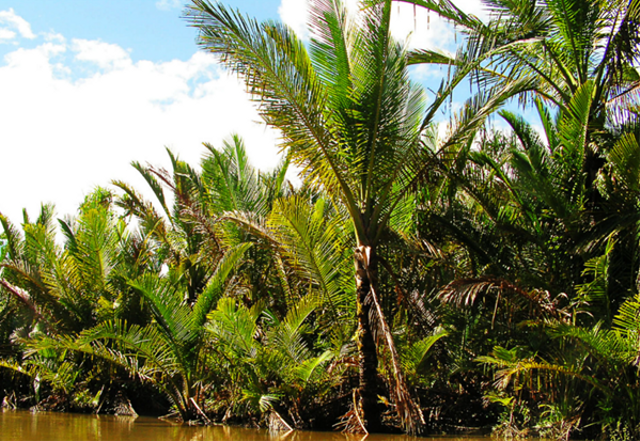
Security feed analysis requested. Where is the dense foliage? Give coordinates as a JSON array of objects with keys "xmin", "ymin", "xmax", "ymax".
[{"xmin": 1, "ymin": 0, "xmax": 639, "ymax": 439}]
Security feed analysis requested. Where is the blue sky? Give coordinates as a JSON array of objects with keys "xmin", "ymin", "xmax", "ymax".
[
  {"xmin": 2, "ymin": 1, "xmax": 281, "ymax": 63},
  {"xmin": 0, "ymin": 0, "xmax": 484, "ymax": 223}
]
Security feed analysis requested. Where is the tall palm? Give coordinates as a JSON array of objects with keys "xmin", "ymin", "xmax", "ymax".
[
  {"xmin": 404, "ymin": 0, "xmax": 640, "ymax": 112},
  {"xmin": 115, "ymin": 136, "xmax": 291, "ymax": 309},
  {"xmin": 186, "ymin": 0, "xmax": 432, "ymax": 432},
  {"xmin": 405, "ymin": 0, "xmax": 640, "ymax": 190}
]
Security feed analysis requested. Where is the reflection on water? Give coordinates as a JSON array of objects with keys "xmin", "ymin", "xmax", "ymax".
[{"xmin": 0, "ymin": 410, "xmax": 495, "ymax": 441}]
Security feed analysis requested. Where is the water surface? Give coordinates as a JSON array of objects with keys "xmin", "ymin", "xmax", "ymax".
[{"xmin": 0, "ymin": 410, "xmax": 497, "ymax": 441}]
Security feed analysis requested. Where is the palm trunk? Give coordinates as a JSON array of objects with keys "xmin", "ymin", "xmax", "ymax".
[
  {"xmin": 354, "ymin": 245, "xmax": 383, "ymax": 432},
  {"xmin": 174, "ymin": 380, "xmax": 207, "ymax": 424},
  {"xmin": 179, "ymin": 392, "xmax": 210, "ymax": 424}
]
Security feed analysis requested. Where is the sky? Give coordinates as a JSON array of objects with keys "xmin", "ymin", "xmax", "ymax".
[{"xmin": 0, "ymin": 0, "xmax": 485, "ymax": 225}]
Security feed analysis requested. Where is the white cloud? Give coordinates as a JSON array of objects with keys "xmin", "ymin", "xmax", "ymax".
[
  {"xmin": 390, "ymin": 0, "xmax": 487, "ymax": 50},
  {"xmin": 278, "ymin": 0, "xmax": 310, "ymax": 39},
  {"xmin": 44, "ymin": 32, "xmax": 65, "ymax": 43},
  {"xmin": 0, "ymin": 23, "xmax": 282, "ymax": 223},
  {"xmin": 451, "ymin": 0, "xmax": 486, "ymax": 20},
  {"xmin": 0, "ymin": 8, "xmax": 36, "ymax": 40},
  {"xmin": 0, "ymin": 3, "xmax": 491, "ymax": 224},
  {"xmin": 390, "ymin": 3, "xmax": 456, "ymax": 50},
  {"xmin": 278, "ymin": 0, "xmax": 485, "ymax": 49},
  {"xmin": 71, "ymin": 39, "xmax": 132, "ymax": 70},
  {"xmin": 155, "ymin": 0, "xmax": 184, "ymax": 11},
  {"xmin": 0, "ymin": 29, "xmax": 16, "ymax": 41},
  {"xmin": 278, "ymin": 0, "xmax": 363, "ymax": 41},
  {"xmin": 410, "ymin": 63, "xmax": 452, "ymax": 83}
]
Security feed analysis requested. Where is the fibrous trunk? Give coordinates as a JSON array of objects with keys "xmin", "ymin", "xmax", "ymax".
[{"xmin": 354, "ymin": 245, "xmax": 383, "ymax": 432}]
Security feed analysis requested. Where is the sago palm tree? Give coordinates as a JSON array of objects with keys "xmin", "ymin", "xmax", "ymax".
[
  {"xmin": 205, "ymin": 295, "xmax": 340, "ymax": 428},
  {"xmin": 405, "ymin": 0, "xmax": 640, "ymax": 198},
  {"xmin": 404, "ymin": 0, "xmax": 640, "ymax": 116},
  {"xmin": 115, "ymin": 135, "xmax": 291, "ymax": 309},
  {"xmin": 25, "ymin": 242, "xmax": 251, "ymax": 423},
  {"xmin": 0, "ymin": 189, "xmax": 156, "ymax": 335},
  {"xmin": 186, "ymin": 0, "xmax": 434, "ymax": 432},
  {"xmin": 0, "ymin": 190, "xmax": 161, "ymax": 410}
]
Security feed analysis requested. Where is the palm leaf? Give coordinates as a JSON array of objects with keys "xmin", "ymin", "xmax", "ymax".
[{"xmin": 191, "ymin": 242, "xmax": 251, "ymax": 329}]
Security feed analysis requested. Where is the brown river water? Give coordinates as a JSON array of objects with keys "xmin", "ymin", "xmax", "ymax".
[{"xmin": 0, "ymin": 410, "xmax": 502, "ymax": 441}]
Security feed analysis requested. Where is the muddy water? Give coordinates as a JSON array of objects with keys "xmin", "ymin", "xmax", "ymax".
[{"xmin": 0, "ymin": 410, "xmax": 497, "ymax": 441}]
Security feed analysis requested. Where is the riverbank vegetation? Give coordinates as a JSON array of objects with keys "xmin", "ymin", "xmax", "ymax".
[{"xmin": 1, "ymin": 0, "xmax": 639, "ymax": 439}]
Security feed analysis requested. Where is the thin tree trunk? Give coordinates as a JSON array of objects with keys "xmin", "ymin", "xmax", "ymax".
[{"xmin": 354, "ymin": 245, "xmax": 383, "ymax": 432}]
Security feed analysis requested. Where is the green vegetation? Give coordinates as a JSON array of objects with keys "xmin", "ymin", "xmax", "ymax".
[{"xmin": 1, "ymin": 0, "xmax": 639, "ymax": 438}]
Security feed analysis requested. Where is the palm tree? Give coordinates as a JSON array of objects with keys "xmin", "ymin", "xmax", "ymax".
[
  {"xmin": 186, "ymin": 0, "xmax": 433, "ymax": 432},
  {"xmin": 404, "ymin": 0, "xmax": 640, "ymax": 112},
  {"xmin": 115, "ymin": 135, "xmax": 291, "ymax": 309},
  {"xmin": 477, "ymin": 288, "xmax": 640, "ymax": 438},
  {"xmin": 228, "ymin": 193, "xmax": 357, "ymax": 343},
  {"xmin": 0, "ymin": 190, "xmax": 161, "ymax": 410},
  {"xmin": 406, "ymin": 0, "xmax": 640, "ymax": 190},
  {"xmin": 205, "ymin": 295, "xmax": 340, "ymax": 428},
  {"xmin": 115, "ymin": 151, "xmax": 221, "ymax": 306},
  {"xmin": 26, "ymin": 242, "xmax": 250, "ymax": 423},
  {"xmin": 196, "ymin": 135, "xmax": 293, "ymax": 311},
  {"xmin": 0, "ymin": 189, "xmax": 156, "ymax": 335},
  {"xmin": 403, "ymin": 0, "xmax": 640, "ymax": 338}
]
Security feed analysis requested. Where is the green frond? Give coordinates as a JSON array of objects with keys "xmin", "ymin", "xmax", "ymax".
[
  {"xmin": 613, "ymin": 293, "xmax": 640, "ymax": 347},
  {"xmin": 268, "ymin": 293, "xmax": 321, "ymax": 363},
  {"xmin": 24, "ymin": 357, "xmax": 79, "ymax": 395},
  {"xmin": 129, "ymin": 275, "xmax": 192, "ymax": 345},
  {"xmin": 401, "ymin": 328, "xmax": 448, "ymax": 373},
  {"xmin": 477, "ymin": 345, "xmax": 609, "ymax": 393},
  {"xmin": 191, "ymin": 242, "xmax": 251, "ymax": 329},
  {"xmin": 267, "ymin": 195, "xmax": 355, "ymax": 331},
  {"xmin": 407, "ymin": 48, "xmax": 456, "ymax": 66},
  {"xmin": 309, "ymin": 0, "xmax": 354, "ymax": 104},
  {"xmin": 608, "ymin": 132, "xmax": 640, "ymax": 192},
  {"xmin": 206, "ymin": 297, "xmax": 261, "ymax": 357},
  {"xmin": 0, "ymin": 213, "xmax": 23, "ymax": 262},
  {"xmin": 557, "ymin": 81, "xmax": 594, "ymax": 160},
  {"xmin": 131, "ymin": 161, "xmax": 173, "ymax": 222},
  {"xmin": 201, "ymin": 136, "xmax": 266, "ymax": 216},
  {"xmin": 292, "ymin": 350, "xmax": 334, "ymax": 384}
]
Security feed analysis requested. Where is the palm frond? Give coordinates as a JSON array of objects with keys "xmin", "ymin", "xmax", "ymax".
[{"xmin": 191, "ymin": 242, "xmax": 251, "ymax": 329}]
